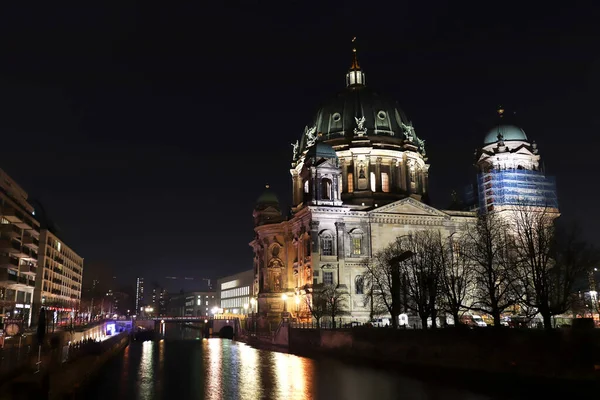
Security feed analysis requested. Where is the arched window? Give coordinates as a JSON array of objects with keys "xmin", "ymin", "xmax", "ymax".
[
  {"xmin": 355, "ymin": 275, "xmax": 364, "ymax": 294},
  {"xmin": 321, "ymin": 233, "xmax": 333, "ymax": 256},
  {"xmin": 304, "ymin": 180, "xmax": 309, "ymax": 194},
  {"xmin": 349, "ymin": 229, "xmax": 364, "ymax": 256},
  {"xmin": 321, "ymin": 178, "xmax": 332, "ymax": 200}
]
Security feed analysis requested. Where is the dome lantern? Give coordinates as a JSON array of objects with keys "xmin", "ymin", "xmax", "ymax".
[{"xmin": 346, "ymin": 37, "xmax": 365, "ymax": 87}]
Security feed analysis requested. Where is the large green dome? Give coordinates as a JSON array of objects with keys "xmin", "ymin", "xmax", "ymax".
[
  {"xmin": 484, "ymin": 124, "xmax": 528, "ymax": 145},
  {"xmin": 256, "ymin": 185, "xmax": 279, "ymax": 206}
]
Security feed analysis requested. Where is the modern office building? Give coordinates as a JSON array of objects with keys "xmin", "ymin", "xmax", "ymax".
[
  {"xmin": 217, "ymin": 270, "xmax": 253, "ymax": 315},
  {"xmin": 33, "ymin": 229, "xmax": 84, "ymax": 323},
  {"xmin": 135, "ymin": 277, "xmax": 144, "ymax": 314},
  {"xmin": 0, "ymin": 169, "xmax": 40, "ymax": 327},
  {"xmin": 169, "ymin": 291, "xmax": 218, "ymax": 317}
]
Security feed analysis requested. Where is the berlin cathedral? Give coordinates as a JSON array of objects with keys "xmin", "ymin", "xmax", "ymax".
[{"xmin": 250, "ymin": 46, "xmax": 556, "ymax": 324}]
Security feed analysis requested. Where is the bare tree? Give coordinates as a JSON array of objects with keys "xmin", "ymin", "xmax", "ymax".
[
  {"xmin": 463, "ymin": 212, "xmax": 518, "ymax": 327},
  {"xmin": 364, "ymin": 239, "xmax": 412, "ymax": 329},
  {"xmin": 305, "ymin": 284, "xmax": 328, "ymax": 328},
  {"xmin": 399, "ymin": 231, "xmax": 442, "ymax": 329},
  {"xmin": 322, "ymin": 284, "xmax": 350, "ymax": 328},
  {"xmin": 438, "ymin": 232, "xmax": 473, "ymax": 327},
  {"xmin": 552, "ymin": 223, "xmax": 598, "ymax": 323}
]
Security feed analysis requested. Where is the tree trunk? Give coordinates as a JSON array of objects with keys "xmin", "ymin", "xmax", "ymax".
[
  {"xmin": 420, "ymin": 316, "xmax": 428, "ymax": 330},
  {"xmin": 315, "ymin": 318, "xmax": 320, "ymax": 328},
  {"xmin": 391, "ymin": 314, "xmax": 398, "ymax": 329},
  {"xmin": 430, "ymin": 309, "xmax": 438, "ymax": 329},
  {"xmin": 492, "ymin": 311, "xmax": 501, "ymax": 328},
  {"xmin": 542, "ymin": 310, "xmax": 553, "ymax": 330},
  {"xmin": 453, "ymin": 311, "xmax": 461, "ymax": 327}
]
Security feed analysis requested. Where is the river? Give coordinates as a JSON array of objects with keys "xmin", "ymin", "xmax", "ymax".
[{"xmin": 82, "ymin": 324, "xmax": 493, "ymax": 400}]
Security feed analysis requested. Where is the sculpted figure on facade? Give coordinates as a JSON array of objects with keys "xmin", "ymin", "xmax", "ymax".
[{"xmin": 305, "ymin": 125, "xmax": 317, "ymax": 147}]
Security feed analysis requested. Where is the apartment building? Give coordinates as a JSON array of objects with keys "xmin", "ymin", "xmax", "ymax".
[
  {"xmin": 33, "ymin": 229, "xmax": 84, "ymax": 324},
  {"xmin": 0, "ymin": 169, "xmax": 40, "ymax": 327}
]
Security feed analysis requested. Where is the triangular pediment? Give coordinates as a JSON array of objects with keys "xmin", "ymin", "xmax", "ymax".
[
  {"xmin": 314, "ymin": 159, "xmax": 339, "ymax": 170},
  {"xmin": 513, "ymin": 146, "xmax": 535, "ymax": 156},
  {"xmin": 369, "ymin": 197, "xmax": 449, "ymax": 217}
]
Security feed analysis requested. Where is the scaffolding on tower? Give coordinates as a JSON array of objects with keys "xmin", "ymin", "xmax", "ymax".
[{"xmin": 477, "ymin": 169, "xmax": 558, "ymax": 212}]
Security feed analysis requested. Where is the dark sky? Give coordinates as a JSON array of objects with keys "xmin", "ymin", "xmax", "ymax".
[{"xmin": 1, "ymin": 2, "xmax": 598, "ymax": 292}]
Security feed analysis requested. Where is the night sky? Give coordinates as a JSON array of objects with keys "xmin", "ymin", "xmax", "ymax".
[{"xmin": 1, "ymin": 3, "xmax": 598, "ymax": 292}]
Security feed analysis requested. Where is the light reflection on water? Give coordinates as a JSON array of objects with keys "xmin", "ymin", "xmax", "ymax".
[{"xmin": 85, "ymin": 325, "xmax": 490, "ymax": 400}]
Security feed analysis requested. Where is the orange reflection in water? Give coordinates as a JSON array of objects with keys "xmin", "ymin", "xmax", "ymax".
[
  {"xmin": 237, "ymin": 342, "xmax": 261, "ymax": 399},
  {"xmin": 137, "ymin": 341, "xmax": 154, "ymax": 400},
  {"xmin": 204, "ymin": 339, "xmax": 223, "ymax": 400},
  {"xmin": 272, "ymin": 350, "xmax": 315, "ymax": 399}
]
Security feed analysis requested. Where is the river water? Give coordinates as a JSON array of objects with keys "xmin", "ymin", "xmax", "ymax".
[{"xmin": 82, "ymin": 325, "xmax": 493, "ymax": 400}]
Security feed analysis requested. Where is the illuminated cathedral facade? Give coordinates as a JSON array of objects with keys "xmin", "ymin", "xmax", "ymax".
[{"xmin": 249, "ymin": 47, "xmax": 557, "ymax": 324}]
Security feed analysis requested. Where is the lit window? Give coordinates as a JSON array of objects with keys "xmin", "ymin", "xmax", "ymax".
[
  {"xmin": 197, "ymin": 299, "xmax": 201, "ymax": 306},
  {"xmin": 323, "ymin": 271, "xmax": 333, "ymax": 285},
  {"xmin": 353, "ymin": 237, "xmax": 362, "ymax": 255},
  {"xmin": 381, "ymin": 173, "xmax": 389, "ymax": 193},
  {"xmin": 304, "ymin": 180, "xmax": 309, "ymax": 194},
  {"xmin": 321, "ymin": 234, "xmax": 333, "ymax": 256},
  {"xmin": 347, "ymin": 173, "xmax": 354, "ymax": 193},
  {"xmin": 370, "ymin": 172, "xmax": 376, "ymax": 192}
]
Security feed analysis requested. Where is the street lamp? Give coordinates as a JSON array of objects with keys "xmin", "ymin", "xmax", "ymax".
[{"xmin": 295, "ymin": 295, "xmax": 300, "ymax": 313}]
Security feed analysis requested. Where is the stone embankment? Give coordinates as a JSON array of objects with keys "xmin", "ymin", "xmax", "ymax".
[
  {"xmin": 0, "ymin": 332, "xmax": 130, "ymax": 400},
  {"xmin": 289, "ymin": 327, "xmax": 600, "ymax": 383}
]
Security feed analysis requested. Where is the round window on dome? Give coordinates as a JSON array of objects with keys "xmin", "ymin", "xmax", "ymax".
[
  {"xmin": 332, "ymin": 113, "xmax": 341, "ymax": 123},
  {"xmin": 377, "ymin": 111, "xmax": 387, "ymax": 120}
]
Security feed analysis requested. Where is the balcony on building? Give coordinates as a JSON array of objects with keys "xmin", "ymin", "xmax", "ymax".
[
  {"xmin": 0, "ymin": 224, "xmax": 21, "ymax": 239},
  {"xmin": 0, "ymin": 239, "xmax": 21, "ymax": 254},
  {"xmin": 0, "ymin": 269, "xmax": 16, "ymax": 286},
  {"xmin": 2, "ymin": 207, "xmax": 34, "ymax": 230},
  {"xmin": 0, "ymin": 255, "xmax": 20, "ymax": 271},
  {"xmin": 19, "ymin": 262, "xmax": 37, "ymax": 277},
  {"xmin": 22, "ymin": 235, "xmax": 39, "ymax": 250}
]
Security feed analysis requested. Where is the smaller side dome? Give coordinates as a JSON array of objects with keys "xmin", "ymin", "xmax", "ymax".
[
  {"xmin": 305, "ymin": 142, "xmax": 337, "ymax": 161},
  {"xmin": 484, "ymin": 124, "xmax": 528, "ymax": 145},
  {"xmin": 255, "ymin": 184, "xmax": 279, "ymax": 208}
]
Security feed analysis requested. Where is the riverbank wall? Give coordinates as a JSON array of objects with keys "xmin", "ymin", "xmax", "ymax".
[
  {"xmin": 0, "ymin": 332, "xmax": 130, "ymax": 400},
  {"xmin": 289, "ymin": 327, "xmax": 600, "ymax": 382}
]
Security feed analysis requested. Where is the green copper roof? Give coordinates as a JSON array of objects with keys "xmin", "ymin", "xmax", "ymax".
[
  {"xmin": 484, "ymin": 124, "xmax": 528, "ymax": 145},
  {"xmin": 256, "ymin": 185, "xmax": 279, "ymax": 205}
]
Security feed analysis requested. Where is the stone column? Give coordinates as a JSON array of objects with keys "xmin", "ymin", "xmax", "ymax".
[
  {"xmin": 310, "ymin": 221, "xmax": 320, "ymax": 255},
  {"xmin": 375, "ymin": 157, "xmax": 382, "ymax": 192},
  {"xmin": 340, "ymin": 158, "xmax": 347, "ymax": 193},
  {"xmin": 400, "ymin": 155, "xmax": 408, "ymax": 192},
  {"xmin": 366, "ymin": 155, "xmax": 372, "ymax": 191},
  {"xmin": 291, "ymin": 171, "xmax": 299, "ymax": 206},
  {"xmin": 390, "ymin": 158, "xmax": 397, "ymax": 192},
  {"xmin": 335, "ymin": 221, "xmax": 346, "ymax": 292},
  {"xmin": 352, "ymin": 156, "xmax": 359, "ymax": 189}
]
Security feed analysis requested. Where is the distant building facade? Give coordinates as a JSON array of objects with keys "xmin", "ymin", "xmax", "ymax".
[
  {"xmin": 151, "ymin": 287, "xmax": 168, "ymax": 316},
  {"xmin": 169, "ymin": 291, "xmax": 218, "ymax": 317},
  {"xmin": 217, "ymin": 270, "xmax": 253, "ymax": 315},
  {"xmin": 135, "ymin": 277, "xmax": 144, "ymax": 314}
]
